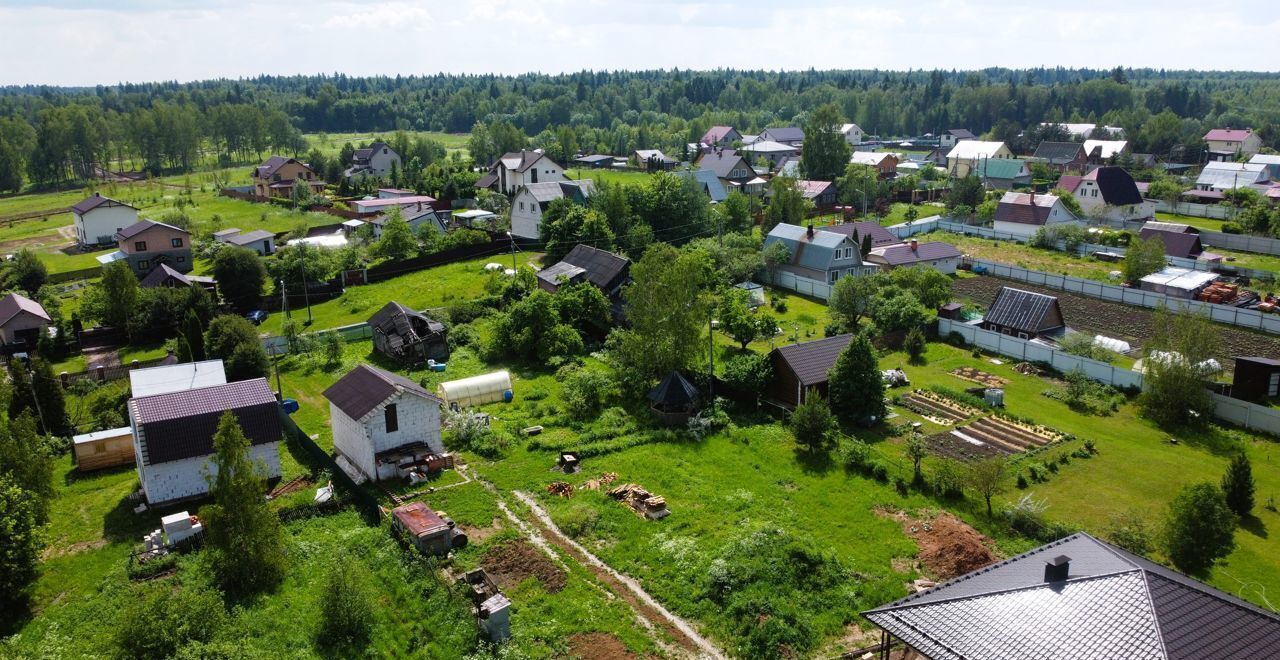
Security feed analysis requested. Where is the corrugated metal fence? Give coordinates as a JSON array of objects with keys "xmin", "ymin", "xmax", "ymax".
[{"xmin": 939, "ymin": 318, "xmax": 1280, "ymax": 436}]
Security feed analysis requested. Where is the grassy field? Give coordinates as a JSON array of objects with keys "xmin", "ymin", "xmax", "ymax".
[
  {"xmin": 306, "ymin": 131, "xmax": 471, "ymax": 159},
  {"xmin": 1156, "ymin": 210, "xmax": 1228, "ymax": 232},
  {"xmin": 564, "ymin": 167, "xmax": 656, "ymax": 186},
  {"xmin": 926, "ymin": 231, "xmax": 1121, "ymax": 281}
]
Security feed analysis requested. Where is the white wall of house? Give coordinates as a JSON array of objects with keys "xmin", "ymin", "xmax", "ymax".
[
  {"xmin": 498, "ymin": 156, "xmax": 564, "ymax": 194},
  {"xmin": 330, "ymin": 392, "xmax": 443, "ymax": 482},
  {"xmin": 1074, "ymin": 182, "xmax": 1157, "ymax": 222},
  {"xmin": 510, "ymin": 189, "xmax": 544, "ymax": 239},
  {"xmin": 994, "ymin": 206, "xmax": 1084, "ymax": 239},
  {"xmin": 0, "ymin": 310, "xmax": 49, "ymax": 344},
  {"xmin": 367, "ymin": 147, "xmax": 402, "ymax": 177},
  {"xmin": 134, "ymin": 431, "xmax": 281, "ymax": 504},
  {"xmin": 1207, "ymin": 135, "xmax": 1262, "ymax": 157},
  {"xmin": 842, "ymin": 124, "xmax": 863, "ymax": 146},
  {"xmin": 75, "ymin": 205, "xmax": 138, "ymax": 246}
]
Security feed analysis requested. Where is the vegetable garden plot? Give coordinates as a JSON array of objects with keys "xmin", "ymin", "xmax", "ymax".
[
  {"xmin": 928, "ymin": 416, "xmax": 1062, "ymax": 460},
  {"xmin": 949, "ymin": 367, "xmax": 1008, "ymax": 387}
]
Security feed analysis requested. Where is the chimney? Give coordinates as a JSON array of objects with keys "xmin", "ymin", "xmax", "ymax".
[
  {"xmin": 1044, "ymin": 555, "xmax": 1070, "ymax": 583},
  {"xmin": 806, "ymin": 223, "xmax": 814, "ymax": 238},
  {"xmin": 910, "ymin": 239, "xmax": 919, "ymax": 252}
]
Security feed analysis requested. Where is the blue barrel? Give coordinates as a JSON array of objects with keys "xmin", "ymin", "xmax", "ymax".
[
  {"xmin": 503, "ymin": 390, "xmax": 514, "ymax": 402},
  {"xmin": 281, "ymin": 399, "xmax": 300, "ymax": 415}
]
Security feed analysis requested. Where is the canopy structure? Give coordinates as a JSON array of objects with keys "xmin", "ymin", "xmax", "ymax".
[
  {"xmin": 437, "ymin": 370, "xmax": 513, "ymax": 408},
  {"xmin": 647, "ymin": 371, "xmax": 700, "ymax": 425}
]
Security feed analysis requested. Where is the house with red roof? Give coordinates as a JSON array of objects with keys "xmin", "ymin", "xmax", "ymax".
[
  {"xmin": 992, "ymin": 191, "xmax": 1083, "ymax": 239},
  {"xmin": 794, "ymin": 180, "xmax": 837, "ymax": 208},
  {"xmin": 1204, "ymin": 128, "xmax": 1262, "ymax": 161},
  {"xmin": 251, "ymin": 155, "xmax": 326, "ymax": 199},
  {"xmin": 0, "ymin": 292, "xmax": 50, "ymax": 346},
  {"xmin": 700, "ymin": 126, "xmax": 741, "ymax": 147}
]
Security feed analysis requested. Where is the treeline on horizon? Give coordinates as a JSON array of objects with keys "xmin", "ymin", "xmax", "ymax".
[{"xmin": 1, "ymin": 67, "xmax": 1279, "ymax": 192}]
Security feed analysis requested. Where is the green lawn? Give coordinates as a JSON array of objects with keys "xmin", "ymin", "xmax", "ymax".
[
  {"xmin": 564, "ymin": 167, "xmax": 655, "ymax": 186},
  {"xmin": 1155, "ymin": 210, "xmax": 1228, "ymax": 232},
  {"xmin": 306, "ymin": 131, "xmax": 471, "ymax": 159},
  {"xmin": 927, "ymin": 231, "xmax": 1121, "ymax": 281}
]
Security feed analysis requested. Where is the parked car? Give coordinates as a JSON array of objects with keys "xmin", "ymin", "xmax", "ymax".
[{"xmin": 245, "ymin": 310, "xmax": 269, "ymax": 325}]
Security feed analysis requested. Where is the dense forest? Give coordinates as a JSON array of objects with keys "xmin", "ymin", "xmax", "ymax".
[{"xmin": 2, "ymin": 68, "xmax": 1280, "ymax": 192}]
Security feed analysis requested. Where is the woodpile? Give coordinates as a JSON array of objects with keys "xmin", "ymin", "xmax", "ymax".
[
  {"xmin": 607, "ymin": 483, "xmax": 670, "ymax": 520},
  {"xmin": 546, "ymin": 481, "xmax": 574, "ymax": 498},
  {"xmin": 582, "ymin": 472, "xmax": 619, "ymax": 490}
]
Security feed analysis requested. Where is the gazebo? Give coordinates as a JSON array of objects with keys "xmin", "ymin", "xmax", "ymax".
[{"xmin": 647, "ymin": 371, "xmax": 700, "ymax": 426}]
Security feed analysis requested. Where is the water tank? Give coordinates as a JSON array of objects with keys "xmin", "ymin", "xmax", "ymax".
[{"xmin": 984, "ymin": 388, "xmax": 1004, "ymax": 407}]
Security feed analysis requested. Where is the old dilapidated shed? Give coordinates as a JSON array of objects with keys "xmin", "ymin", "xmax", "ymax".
[{"xmin": 369, "ymin": 301, "xmax": 448, "ymax": 363}]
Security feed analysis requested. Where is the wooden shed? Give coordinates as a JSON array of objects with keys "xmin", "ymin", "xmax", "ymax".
[
  {"xmin": 72, "ymin": 426, "xmax": 135, "ymax": 471},
  {"xmin": 1232, "ymin": 357, "xmax": 1280, "ymax": 403},
  {"xmin": 767, "ymin": 334, "xmax": 854, "ymax": 408}
]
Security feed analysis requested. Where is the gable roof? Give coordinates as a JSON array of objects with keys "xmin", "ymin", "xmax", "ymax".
[
  {"xmin": 323, "ymin": 364, "xmax": 442, "ymax": 421},
  {"xmin": 1056, "ymin": 175, "xmax": 1084, "ymax": 193},
  {"xmin": 1248, "ymin": 153, "xmax": 1280, "ymax": 166},
  {"xmin": 497, "ymin": 150, "xmax": 553, "ymax": 173},
  {"xmin": 947, "ymin": 129, "xmax": 977, "ymax": 139},
  {"xmin": 765, "ymin": 223, "xmax": 856, "ymax": 272},
  {"xmin": 1032, "ymin": 141, "xmax": 1086, "ymax": 164},
  {"xmin": 984, "ymin": 286, "xmax": 1062, "ymax": 333},
  {"xmin": 1204, "ymin": 128, "xmax": 1253, "ymax": 142},
  {"xmin": 139, "ymin": 263, "xmax": 194, "ymax": 288},
  {"xmin": 1196, "ymin": 161, "xmax": 1269, "ymax": 190},
  {"xmin": 701, "ymin": 126, "xmax": 737, "ymax": 144},
  {"xmin": 795, "ymin": 180, "xmax": 835, "ymax": 200},
  {"xmin": 130, "ymin": 378, "xmax": 279, "ymax": 465},
  {"xmin": 739, "ymin": 140, "xmax": 798, "ymax": 155},
  {"xmin": 762, "ymin": 127, "xmax": 805, "ymax": 142},
  {"xmin": 697, "ymin": 149, "xmax": 753, "ymax": 179},
  {"xmin": 368, "ymin": 301, "xmax": 444, "ymax": 340},
  {"xmin": 975, "ymin": 158, "xmax": 1028, "ymax": 180},
  {"xmin": 72, "ymin": 194, "xmax": 136, "ymax": 215},
  {"xmin": 850, "ymin": 151, "xmax": 895, "ymax": 167},
  {"xmin": 225, "ymin": 229, "xmax": 275, "ymax": 246},
  {"xmin": 254, "ymin": 155, "xmax": 315, "ymax": 179},
  {"xmin": 771, "ymin": 334, "xmax": 854, "ymax": 387},
  {"xmin": 1084, "ymin": 139, "xmax": 1128, "ymax": 159},
  {"xmin": 354, "ymin": 141, "xmax": 393, "ymax": 160},
  {"xmin": 679, "ymin": 169, "xmax": 728, "ymax": 202},
  {"xmin": 869, "ymin": 241, "xmax": 961, "ymax": 266},
  {"xmin": 946, "ymin": 141, "xmax": 1007, "ymax": 160},
  {"xmin": 994, "ymin": 192, "xmax": 1070, "ymax": 225},
  {"xmin": 0, "ymin": 292, "xmax": 50, "ymax": 327},
  {"xmin": 864, "ymin": 532, "xmax": 1280, "ymax": 660},
  {"xmin": 517, "ymin": 180, "xmax": 595, "ymax": 205},
  {"xmin": 823, "ymin": 221, "xmax": 899, "ymax": 248},
  {"xmin": 559, "ymin": 244, "xmax": 630, "ymax": 291},
  {"xmin": 647, "ymin": 371, "xmax": 700, "ymax": 408},
  {"xmin": 115, "ymin": 219, "xmax": 189, "ymax": 241},
  {"xmin": 633, "ymin": 149, "xmax": 675, "ymax": 163},
  {"xmin": 1140, "ymin": 227, "xmax": 1204, "ymax": 259},
  {"xmin": 840, "ymin": 123, "xmax": 863, "ymax": 135},
  {"xmin": 1081, "ymin": 166, "xmax": 1144, "ymax": 206},
  {"xmin": 130, "ymin": 360, "xmax": 227, "ymax": 398}
]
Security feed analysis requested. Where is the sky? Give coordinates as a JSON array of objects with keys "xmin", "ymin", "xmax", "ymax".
[{"xmin": 0, "ymin": 0, "xmax": 1277, "ymax": 86}]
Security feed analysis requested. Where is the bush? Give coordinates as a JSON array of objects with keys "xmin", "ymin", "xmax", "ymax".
[
  {"xmin": 446, "ymin": 297, "xmax": 499, "ymax": 324},
  {"xmin": 946, "ymin": 331, "xmax": 967, "ymax": 347},
  {"xmin": 1105, "ymin": 510, "xmax": 1155, "ymax": 555},
  {"xmin": 931, "ymin": 459, "xmax": 966, "ymax": 499},
  {"xmin": 447, "ymin": 323, "xmax": 478, "ymax": 350},
  {"xmin": 1016, "ymin": 473, "xmax": 1029, "ymax": 489},
  {"xmin": 869, "ymin": 461, "xmax": 889, "ymax": 482},
  {"xmin": 893, "ymin": 476, "xmax": 909, "ymax": 496},
  {"xmin": 115, "ymin": 580, "xmax": 226, "ymax": 659},
  {"xmin": 559, "ymin": 364, "xmax": 618, "ymax": 422},
  {"xmin": 838, "ymin": 438, "xmax": 872, "ymax": 471},
  {"xmin": 317, "ymin": 556, "xmax": 374, "ymax": 649},
  {"xmin": 1221, "ymin": 222, "xmax": 1244, "ymax": 234},
  {"xmin": 559, "ymin": 504, "xmax": 600, "ymax": 539}
]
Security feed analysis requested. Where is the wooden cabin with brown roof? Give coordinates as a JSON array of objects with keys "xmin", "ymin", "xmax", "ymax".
[
  {"xmin": 767, "ymin": 334, "xmax": 854, "ymax": 408},
  {"xmin": 251, "ymin": 155, "xmax": 325, "ymax": 199}
]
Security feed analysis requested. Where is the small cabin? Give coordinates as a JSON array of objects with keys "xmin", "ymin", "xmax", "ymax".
[
  {"xmin": 980, "ymin": 287, "xmax": 1065, "ymax": 340},
  {"xmin": 72, "ymin": 426, "xmax": 135, "ymax": 471},
  {"xmin": 391, "ymin": 501, "xmax": 467, "ymax": 555}
]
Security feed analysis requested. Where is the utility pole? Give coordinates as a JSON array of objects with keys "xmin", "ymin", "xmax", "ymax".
[
  {"xmin": 269, "ymin": 344, "xmax": 283, "ymax": 398},
  {"xmin": 299, "ymin": 252, "xmax": 312, "ymax": 326},
  {"xmin": 707, "ymin": 306, "xmax": 715, "ymax": 411},
  {"xmin": 507, "ymin": 231, "xmax": 517, "ymax": 271},
  {"xmin": 280, "ymin": 279, "xmax": 291, "ymax": 320},
  {"xmin": 25, "ymin": 363, "xmax": 49, "ymax": 435}
]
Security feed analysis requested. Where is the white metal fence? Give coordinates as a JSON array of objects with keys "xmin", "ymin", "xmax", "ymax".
[
  {"xmin": 939, "ymin": 318, "xmax": 1280, "ymax": 436},
  {"xmin": 965, "ymin": 258, "xmax": 1280, "ymax": 334},
  {"xmin": 1153, "ymin": 199, "xmax": 1234, "ymax": 220},
  {"xmin": 762, "ymin": 269, "xmax": 833, "ymax": 301},
  {"xmin": 938, "ymin": 318, "xmax": 1145, "ymax": 389}
]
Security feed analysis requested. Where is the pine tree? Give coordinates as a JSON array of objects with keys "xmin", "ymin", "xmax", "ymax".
[
  {"xmin": 203, "ymin": 411, "xmax": 285, "ymax": 596},
  {"xmin": 827, "ymin": 333, "xmax": 886, "ymax": 426},
  {"xmin": 790, "ymin": 390, "xmax": 837, "ymax": 454},
  {"xmin": 1221, "ymin": 453, "xmax": 1255, "ymax": 518},
  {"xmin": 176, "ymin": 335, "xmax": 193, "ymax": 363},
  {"xmin": 0, "ymin": 412, "xmax": 54, "ymax": 524}
]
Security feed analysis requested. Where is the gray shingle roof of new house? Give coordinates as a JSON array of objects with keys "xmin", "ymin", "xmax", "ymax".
[
  {"xmin": 520, "ymin": 180, "xmax": 596, "ymax": 204},
  {"xmin": 761, "ymin": 127, "xmax": 805, "ymax": 143},
  {"xmin": 864, "ymin": 532, "xmax": 1280, "ymax": 660},
  {"xmin": 697, "ymin": 149, "xmax": 754, "ymax": 180},
  {"xmin": 552, "ymin": 244, "xmax": 630, "ymax": 293},
  {"xmin": 823, "ymin": 221, "xmax": 900, "ymax": 248},
  {"xmin": 764, "ymin": 223, "xmax": 863, "ymax": 278}
]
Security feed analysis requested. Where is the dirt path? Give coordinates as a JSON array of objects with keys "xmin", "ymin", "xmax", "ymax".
[{"xmin": 511, "ymin": 490, "xmax": 725, "ymax": 660}]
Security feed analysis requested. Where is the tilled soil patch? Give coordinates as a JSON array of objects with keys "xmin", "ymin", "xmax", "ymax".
[
  {"xmin": 567, "ymin": 632, "xmax": 637, "ymax": 660},
  {"xmin": 953, "ymin": 275, "xmax": 1280, "ymax": 369},
  {"xmin": 879, "ymin": 508, "xmax": 999, "ymax": 580},
  {"xmin": 482, "ymin": 539, "xmax": 567, "ymax": 594}
]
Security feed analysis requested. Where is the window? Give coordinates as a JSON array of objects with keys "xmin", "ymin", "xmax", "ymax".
[
  {"xmin": 134, "ymin": 241, "xmax": 147, "ymax": 252},
  {"xmin": 519, "ymin": 202, "xmax": 525, "ymax": 211},
  {"xmin": 1269, "ymin": 373, "xmax": 1280, "ymax": 398},
  {"xmin": 171, "ymin": 238, "xmax": 183, "ymax": 248},
  {"xmin": 828, "ymin": 270, "xmax": 838, "ymax": 284},
  {"xmin": 176, "ymin": 256, "xmax": 185, "ymax": 263},
  {"xmin": 384, "ymin": 404, "xmax": 398, "ymax": 433},
  {"xmin": 137, "ymin": 260, "xmax": 149, "ymax": 271}
]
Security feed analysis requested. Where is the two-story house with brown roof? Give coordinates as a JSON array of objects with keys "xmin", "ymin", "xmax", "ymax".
[
  {"xmin": 476, "ymin": 151, "xmax": 566, "ymax": 195},
  {"xmin": 72, "ymin": 193, "xmax": 139, "ymax": 247},
  {"xmin": 251, "ymin": 155, "xmax": 326, "ymax": 199},
  {"xmin": 102, "ymin": 220, "xmax": 193, "ymax": 276}
]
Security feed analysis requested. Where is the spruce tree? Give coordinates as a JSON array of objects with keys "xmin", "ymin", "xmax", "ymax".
[
  {"xmin": 1222, "ymin": 453, "xmax": 1255, "ymax": 518},
  {"xmin": 182, "ymin": 309, "xmax": 206, "ymax": 361},
  {"xmin": 203, "ymin": 411, "xmax": 285, "ymax": 596},
  {"xmin": 827, "ymin": 332, "xmax": 886, "ymax": 426}
]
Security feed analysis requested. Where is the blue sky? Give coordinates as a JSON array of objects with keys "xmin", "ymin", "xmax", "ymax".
[{"xmin": 0, "ymin": 0, "xmax": 1276, "ymax": 86}]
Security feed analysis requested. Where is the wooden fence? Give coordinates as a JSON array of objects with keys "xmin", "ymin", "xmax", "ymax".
[
  {"xmin": 363, "ymin": 237, "xmax": 512, "ymax": 283},
  {"xmin": 59, "ymin": 354, "xmax": 173, "ymax": 388},
  {"xmin": 49, "ymin": 265, "xmax": 104, "ymax": 283}
]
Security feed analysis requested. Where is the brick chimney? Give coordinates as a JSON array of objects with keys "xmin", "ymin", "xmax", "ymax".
[{"xmin": 806, "ymin": 223, "xmax": 814, "ymax": 238}]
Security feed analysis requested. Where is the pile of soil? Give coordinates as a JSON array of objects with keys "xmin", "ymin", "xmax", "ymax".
[
  {"xmin": 482, "ymin": 539, "xmax": 567, "ymax": 594},
  {"xmin": 566, "ymin": 632, "xmax": 636, "ymax": 660},
  {"xmin": 881, "ymin": 508, "xmax": 999, "ymax": 580}
]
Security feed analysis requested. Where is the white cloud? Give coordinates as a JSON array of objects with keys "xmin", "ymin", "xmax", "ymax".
[{"xmin": 0, "ymin": 0, "xmax": 1275, "ymax": 86}]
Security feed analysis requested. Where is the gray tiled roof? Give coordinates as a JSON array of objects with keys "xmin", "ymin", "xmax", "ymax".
[
  {"xmin": 824, "ymin": 221, "xmax": 900, "ymax": 247},
  {"xmin": 771, "ymin": 334, "xmax": 854, "ymax": 386},
  {"xmin": 870, "ymin": 241, "xmax": 961, "ymax": 266},
  {"xmin": 324, "ymin": 364, "xmax": 442, "ymax": 421},
  {"xmin": 864, "ymin": 532, "xmax": 1280, "ymax": 660},
  {"xmin": 985, "ymin": 286, "xmax": 1062, "ymax": 333},
  {"xmin": 1032, "ymin": 141, "xmax": 1086, "ymax": 164},
  {"xmin": 559, "ymin": 244, "xmax": 630, "ymax": 292}
]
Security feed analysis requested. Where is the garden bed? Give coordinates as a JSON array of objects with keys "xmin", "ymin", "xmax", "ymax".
[{"xmin": 949, "ymin": 366, "xmax": 1008, "ymax": 387}]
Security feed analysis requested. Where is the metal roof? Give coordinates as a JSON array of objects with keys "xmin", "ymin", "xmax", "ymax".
[
  {"xmin": 984, "ymin": 286, "xmax": 1063, "ymax": 333},
  {"xmin": 129, "ymin": 378, "xmax": 280, "ymax": 465},
  {"xmin": 770, "ymin": 334, "xmax": 854, "ymax": 387},
  {"xmin": 392, "ymin": 501, "xmax": 450, "ymax": 537},
  {"xmin": 129, "ymin": 360, "xmax": 226, "ymax": 397},
  {"xmin": 869, "ymin": 241, "xmax": 961, "ymax": 266},
  {"xmin": 517, "ymin": 180, "xmax": 595, "ymax": 204},
  {"xmin": 72, "ymin": 426, "xmax": 133, "ymax": 445},
  {"xmin": 323, "ymin": 363, "xmax": 442, "ymax": 421},
  {"xmin": 764, "ymin": 223, "xmax": 857, "ymax": 272},
  {"xmin": 679, "ymin": 169, "xmax": 728, "ymax": 202},
  {"xmin": 994, "ymin": 192, "xmax": 1066, "ymax": 225},
  {"xmin": 1196, "ymin": 162, "xmax": 1269, "ymax": 190},
  {"xmin": 975, "ymin": 158, "xmax": 1029, "ymax": 180},
  {"xmin": 1032, "ymin": 141, "xmax": 1085, "ymax": 164},
  {"xmin": 115, "ymin": 219, "xmax": 189, "ymax": 241},
  {"xmin": 0, "ymin": 292, "xmax": 50, "ymax": 327},
  {"xmin": 697, "ymin": 149, "xmax": 753, "ymax": 179},
  {"xmin": 1140, "ymin": 267, "xmax": 1219, "ymax": 291},
  {"xmin": 945, "ymin": 141, "xmax": 1007, "ymax": 160},
  {"xmin": 1083, "ymin": 139, "xmax": 1128, "ymax": 159},
  {"xmin": 1204, "ymin": 128, "xmax": 1254, "ymax": 142},
  {"xmin": 864, "ymin": 532, "xmax": 1280, "ymax": 660},
  {"xmin": 72, "ymin": 193, "xmax": 136, "ymax": 215},
  {"xmin": 558, "ymin": 244, "xmax": 630, "ymax": 293},
  {"xmin": 1139, "ymin": 228, "xmax": 1203, "ymax": 259},
  {"xmin": 823, "ymin": 221, "xmax": 900, "ymax": 247},
  {"xmin": 761, "ymin": 126, "xmax": 805, "ymax": 142},
  {"xmin": 1082, "ymin": 166, "xmax": 1144, "ymax": 206}
]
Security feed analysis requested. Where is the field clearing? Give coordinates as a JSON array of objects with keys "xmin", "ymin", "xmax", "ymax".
[
  {"xmin": 564, "ymin": 167, "xmax": 655, "ymax": 186},
  {"xmin": 306, "ymin": 131, "xmax": 471, "ymax": 159}
]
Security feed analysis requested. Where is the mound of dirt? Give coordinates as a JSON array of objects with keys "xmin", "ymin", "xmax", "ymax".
[
  {"xmin": 482, "ymin": 539, "xmax": 567, "ymax": 594},
  {"xmin": 881, "ymin": 508, "xmax": 999, "ymax": 580},
  {"xmin": 567, "ymin": 632, "xmax": 636, "ymax": 660}
]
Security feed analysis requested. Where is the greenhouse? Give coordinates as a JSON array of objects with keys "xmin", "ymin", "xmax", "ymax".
[{"xmin": 437, "ymin": 370, "xmax": 514, "ymax": 408}]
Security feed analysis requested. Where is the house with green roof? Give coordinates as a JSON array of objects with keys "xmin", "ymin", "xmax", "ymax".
[{"xmin": 975, "ymin": 158, "xmax": 1032, "ymax": 190}]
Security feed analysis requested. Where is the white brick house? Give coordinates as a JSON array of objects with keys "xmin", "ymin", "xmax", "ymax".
[
  {"xmin": 72, "ymin": 193, "xmax": 139, "ymax": 247},
  {"xmin": 324, "ymin": 364, "xmax": 444, "ymax": 483}
]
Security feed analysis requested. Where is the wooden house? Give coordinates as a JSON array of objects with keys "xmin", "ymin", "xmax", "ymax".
[{"xmin": 73, "ymin": 426, "xmax": 135, "ymax": 472}]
